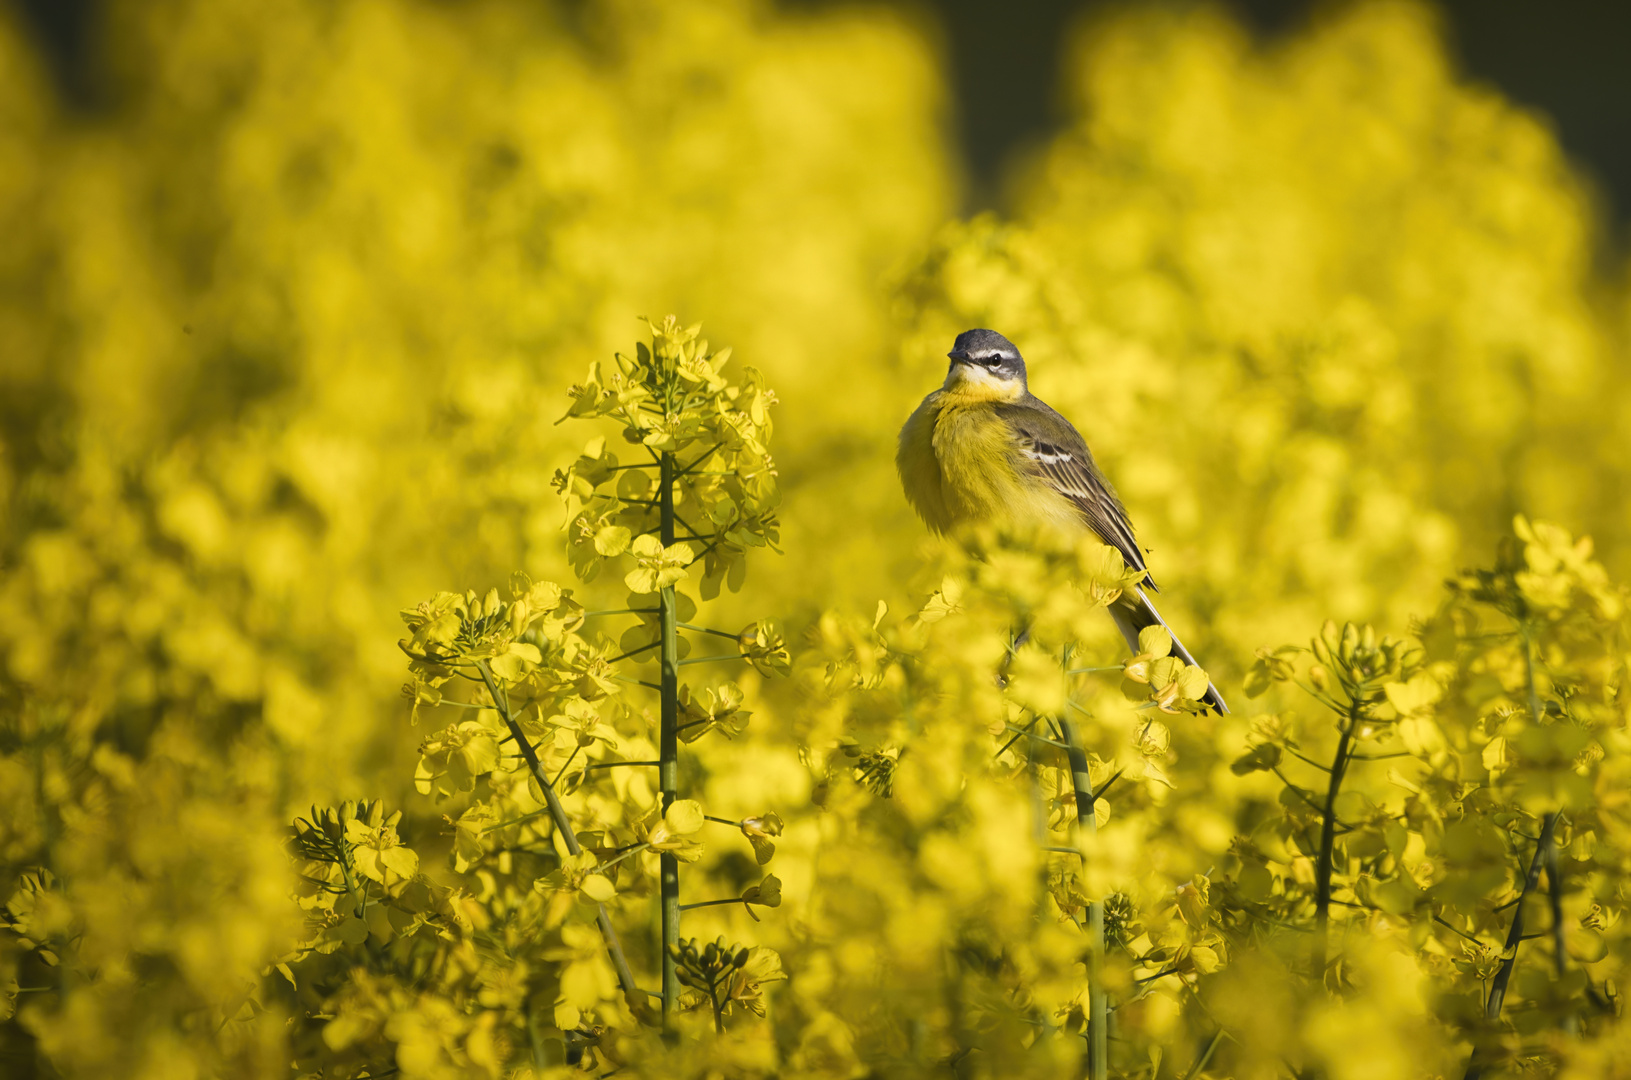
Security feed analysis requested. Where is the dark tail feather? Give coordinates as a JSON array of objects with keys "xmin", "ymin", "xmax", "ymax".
[{"xmin": 1109, "ymin": 586, "xmax": 1229, "ymax": 715}]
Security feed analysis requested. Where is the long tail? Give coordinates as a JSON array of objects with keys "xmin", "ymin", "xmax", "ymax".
[{"xmin": 1109, "ymin": 586, "xmax": 1229, "ymax": 715}]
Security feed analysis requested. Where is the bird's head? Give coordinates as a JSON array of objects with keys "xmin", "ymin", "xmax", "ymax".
[{"xmin": 943, "ymin": 328, "xmax": 1027, "ymax": 399}]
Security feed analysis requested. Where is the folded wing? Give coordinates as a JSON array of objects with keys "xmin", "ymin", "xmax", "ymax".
[
  {"xmin": 998, "ymin": 397, "xmax": 1229, "ymax": 714},
  {"xmin": 997, "ymin": 399, "xmax": 1157, "ymax": 591}
]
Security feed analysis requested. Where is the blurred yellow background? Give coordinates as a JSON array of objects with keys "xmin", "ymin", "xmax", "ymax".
[{"xmin": 2, "ymin": 0, "xmax": 1629, "ymax": 1075}]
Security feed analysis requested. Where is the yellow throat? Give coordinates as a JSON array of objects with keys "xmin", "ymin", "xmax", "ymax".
[{"xmin": 896, "ymin": 363, "xmax": 1059, "ymax": 535}]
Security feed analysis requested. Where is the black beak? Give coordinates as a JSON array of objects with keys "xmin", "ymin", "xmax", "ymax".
[{"xmin": 947, "ymin": 349, "xmax": 973, "ymax": 363}]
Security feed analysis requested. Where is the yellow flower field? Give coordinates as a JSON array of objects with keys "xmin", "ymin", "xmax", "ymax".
[{"xmin": 1, "ymin": 1, "xmax": 1629, "ymax": 1077}]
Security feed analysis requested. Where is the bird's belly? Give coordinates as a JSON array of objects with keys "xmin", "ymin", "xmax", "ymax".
[{"xmin": 932, "ymin": 408, "xmax": 1082, "ymax": 534}]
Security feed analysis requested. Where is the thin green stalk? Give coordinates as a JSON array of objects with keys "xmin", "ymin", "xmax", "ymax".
[
  {"xmin": 1283, "ymin": 747, "xmax": 1334, "ymax": 772},
  {"xmin": 659, "ymin": 450, "xmax": 681, "ymax": 1020},
  {"xmin": 1004, "ymin": 723, "xmax": 1071, "ymax": 751},
  {"xmin": 1522, "ymin": 621, "xmax": 1579, "ymax": 1038},
  {"xmin": 475, "ymin": 660, "xmax": 637, "ymax": 997},
  {"xmin": 1312, "ymin": 702, "xmax": 1358, "ymax": 981},
  {"xmin": 1434, "ymin": 912, "xmax": 1489, "ymax": 947},
  {"xmin": 1271, "ymin": 766, "xmax": 1329, "ymax": 817},
  {"xmin": 671, "ymin": 441, "xmax": 726, "ymax": 479},
  {"xmin": 1025, "ymin": 730, "xmax": 1061, "ymax": 1043},
  {"xmin": 672, "ymin": 509, "xmax": 712, "ymax": 542},
  {"xmin": 678, "ymin": 655, "xmax": 743, "ymax": 667},
  {"xmin": 1463, "ymin": 813, "xmax": 1557, "ymax": 1080},
  {"xmin": 1544, "ymin": 828, "xmax": 1579, "ymax": 1035},
  {"xmin": 551, "ymin": 745, "xmax": 581, "ymax": 787},
  {"xmin": 595, "ymin": 842, "xmax": 652, "ymax": 875},
  {"xmin": 606, "ymin": 642, "xmax": 661, "ymax": 664},
  {"xmin": 995, "ymin": 715, "xmax": 1043, "ymax": 760},
  {"xmin": 679, "ymin": 623, "xmax": 742, "ymax": 640},
  {"xmin": 482, "ymin": 807, "xmax": 553, "ymax": 833},
  {"xmin": 1183, "ymin": 1030, "xmax": 1226, "ymax": 1080},
  {"xmin": 1056, "ymin": 715, "xmax": 1107, "ymax": 1080},
  {"xmin": 1521, "ymin": 618, "xmax": 1546, "ymax": 729},
  {"xmin": 708, "ymin": 986, "xmax": 726, "ymax": 1034}
]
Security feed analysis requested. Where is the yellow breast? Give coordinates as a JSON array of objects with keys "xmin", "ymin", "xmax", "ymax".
[{"xmin": 897, "ymin": 386, "xmax": 1083, "ymax": 536}]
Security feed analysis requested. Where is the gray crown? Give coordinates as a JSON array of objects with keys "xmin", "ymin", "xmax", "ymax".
[{"xmin": 948, "ymin": 328, "xmax": 1027, "ymax": 381}]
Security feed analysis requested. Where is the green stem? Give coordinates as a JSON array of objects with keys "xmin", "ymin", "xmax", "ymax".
[
  {"xmin": 1312, "ymin": 702, "xmax": 1358, "ymax": 982},
  {"xmin": 1544, "ymin": 825, "xmax": 1578, "ymax": 1035},
  {"xmin": 710, "ymin": 986, "xmax": 726, "ymax": 1034},
  {"xmin": 995, "ymin": 715, "xmax": 1043, "ymax": 760},
  {"xmin": 672, "ymin": 442, "xmax": 726, "ymax": 479},
  {"xmin": 679, "ymin": 623, "xmax": 743, "ymax": 640},
  {"xmin": 678, "ymin": 898, "xmax": 742, "ymax": 911},
  {"xmin": 1056, "ymin": 715, "xmax": 1107, "ymax": 1080},
  {"xmin": 595, "ymin": 842, "xmax": 652, "ymax": 875},
  {"xmin": 1463, "ymin": 813, "xmax": 1558, "ymax": 1080},
  {"xmin": 1522, "ymin": 621, "xmax": 1579, "ymax": 1038},
  {"xmin": 672, "ymin": 509, "xmax": 712, "ymax": 542},
  {"xmin": 1283, "ymin": 747, "xmax": 1333, "ymax": 772},
  {"xmin": 1182, "ymin": 1030, "xmax": 1226, "ymax": 1080},
  {"xmin": 475, "ymin": 660, "xmax": 638, "ymax": 997},
  {"xmin": 1026, "ymin": 730, "xmax": 1060, "ymax": 1047},
  {"xmin": 659, "ymin": 451, "xmax": 681, "ymax": 1021},
  {"xmin": 1270, "ymin": 766, "xmax": 1329, "ymax": 817},
  {"xmin": 606, "ymin": 642, "xmax": 661, "ymax": 664},
  {"xmin": 1003, "ymin": 723, "xmax": 1070, "ymax": 751},
  {"xmin": 551, "ymin": 745, "xmax": 581, "ymax": 787},
  {"xmin": 482, "ymin": 807, "xmax": 553, "ymax": 833}
]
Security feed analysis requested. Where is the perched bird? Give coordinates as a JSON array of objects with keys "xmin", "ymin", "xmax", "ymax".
[{"xmin": 897, "ymin": 328, "xmax": 1227, "ymax": 713}]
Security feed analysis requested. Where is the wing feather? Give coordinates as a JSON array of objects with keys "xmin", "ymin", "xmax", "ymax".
[{"xmin": 996, "ymin": 398, "xmax": 1158, "ymax": 591}]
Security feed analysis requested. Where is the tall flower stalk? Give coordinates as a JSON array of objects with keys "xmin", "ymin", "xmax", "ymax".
[{"xmin": 557, "ymin": 316, "xmax": 789, "ymax": 1019}]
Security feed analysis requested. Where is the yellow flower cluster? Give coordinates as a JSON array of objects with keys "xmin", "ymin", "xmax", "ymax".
[{"xmin": 3, "ymin": 0, "xmax": 1631, "ymax": 1076}]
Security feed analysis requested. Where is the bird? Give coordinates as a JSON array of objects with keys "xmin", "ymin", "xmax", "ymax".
[{"xmin": 897, "ymin": 328, "xmax": 1227, "ymax": 714}]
